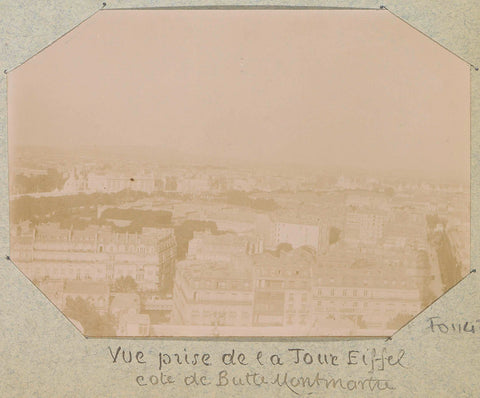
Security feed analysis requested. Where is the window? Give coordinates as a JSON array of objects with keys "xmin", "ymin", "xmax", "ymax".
[{"xmin": 136, "ymin": 269, "xmax": 144, "ymax": 281}]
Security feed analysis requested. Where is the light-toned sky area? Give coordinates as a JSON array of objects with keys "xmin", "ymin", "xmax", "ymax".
[{"xmin": 8, "ymin": 10, "xmax": 470, "ymax": 178}]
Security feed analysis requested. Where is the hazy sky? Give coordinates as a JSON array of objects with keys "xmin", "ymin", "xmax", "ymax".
[{"xmin": 8, "ymin": 10, "xmax": 470, "ymax": 178}]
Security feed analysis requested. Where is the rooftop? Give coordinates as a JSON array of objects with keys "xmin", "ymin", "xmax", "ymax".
[{"xmin": 64, "ymin": 280, "xmax": 110, "ymax": 295}]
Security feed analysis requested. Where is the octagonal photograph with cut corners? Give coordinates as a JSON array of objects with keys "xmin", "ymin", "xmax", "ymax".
[{"xmin": 7, "ymin": 9, "xmax": 470, "ymax": 337}]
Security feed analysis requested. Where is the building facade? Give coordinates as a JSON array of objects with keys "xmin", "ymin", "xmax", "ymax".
[{"xmin": 10, "ymin": 223, "xmax": 176, "ymax": 292}]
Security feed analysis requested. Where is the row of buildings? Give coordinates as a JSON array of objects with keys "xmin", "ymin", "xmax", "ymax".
[
  {"xmin": 172, "ymin": 241, "xmax": 424, "ymax": 333},
  {"xmin": 11, "ymin": 222, "xmax": 177, "ymax": 292},
  {"xmin": 61, "ymin": 169, "xmax": 299, "ymax": 195},
  {"xmin": 36, "ymin": 280, "xmax": 156, "ymax": 336},
  {"xmin": 59, "ymin": 167, "xmax": 468, "ymax": 197},
  {"xmin": 63, "ymin": 172, "xmax": 156, "ymax": 194},
  {"xmin": 10, "ymin": 177, "xmax": 467, "ymax": 336},
  {"xmin": 11, "ymin": 221, "xmax": 426, "ymax": 335}
]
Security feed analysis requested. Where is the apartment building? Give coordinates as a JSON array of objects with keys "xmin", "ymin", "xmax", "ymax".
[{"xmin": 10, "ymin": 223, "xmax": 176, "ymax": 291}]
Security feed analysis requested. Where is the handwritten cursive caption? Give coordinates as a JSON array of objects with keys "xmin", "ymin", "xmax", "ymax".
[
  {"xmin": 427, "ymin": 316, "xmax": 480, "ymax": 334},
  {"xmin": 108, "ymin": 345, "xmax": 408, "ymax": 395}
]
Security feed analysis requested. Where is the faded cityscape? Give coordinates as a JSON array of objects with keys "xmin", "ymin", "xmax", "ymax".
[
  {"xmin": 9, "ymin": 146, "xmax": 469, "ymax": 336},
  {"xmin": 7, "ymin": 10, "xmax": 470, "ymax": 337}
]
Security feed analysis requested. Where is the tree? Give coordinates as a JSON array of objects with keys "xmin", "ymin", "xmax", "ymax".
[
  {"xmin": 113, "ymin": 276, "xmax": 138, "ymax": 293},
  {"xmin": 420, "ymin": 285, "xmax": 436, "ymax": 308},
  {"xmin": 350, "ymin": 258, "xmax": 369, "ymax": 268},
  {"xmin": 12, "ymin": 168, "xmax": 67, "ymax": 194},
  {"xmin": 251, "ymin": 198, "xmax": 277, "ymax": 211},
  {"xmin": 225, "ymin": 190, "xmax": 278, "ymax": 211},
  {"xmin": 174, "ymin": 220, "xmax": 218, "ymax": 260},
  {"xmin": 64, "ymin": 297, "xmax": 116, "ymax": 336},
  {"xmin": 276, "ymin": 242, "xmax": 293, "ymax": 253},
  {"xmin": 426, "ymin": 213, "xmax": 446, "ymax": 230},
  {"xmin": 386, "ymin": 313, "xmax": 413, "ymax": 330},
  {"xmin": 385, "ymin": 187, "xmax": 395, "ymax": 197},
  {"xmin": 225, "ymin": 190, "xmax": 250, "ymax": 206},
  {"xmin": 329, "ymin": 227, "xmax": 341, "ymax": 245},
  {"xmin": 10, "ymin": 190, "xmax": 151, "ymax": 225},
  {"xmin": 356, "ymin": 315, "xmax": 367, "ymax": 329},
  {"xmin": 100, "ymin": 208, "xmax": 172, "ymax": 230}
]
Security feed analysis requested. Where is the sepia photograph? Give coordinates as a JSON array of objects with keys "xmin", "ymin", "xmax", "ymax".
[{"xmin": 7, "ymin": 9, "xmax": 470, "ymax": 337}]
